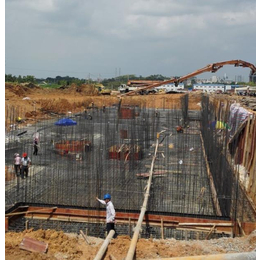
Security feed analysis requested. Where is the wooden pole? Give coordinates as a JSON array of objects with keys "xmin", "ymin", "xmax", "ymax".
[
  {"xmin": 93, "ymin": 230, "xmax": 115, "ymax": 260},
  {"xmin": 25, "ymin": 220, "xmax": 29, "ymax": 230},
  {"xmin": 125, "ymin": 131, "xmax": 165, "ymax": 260},
  {"xmin": 200, "ymin": 133, "xmax": 222, "ymax": 216},
  {"xmin": 129, "ymin": 218, "xmax": 131, "ymax": 237},
  {"xmin": 80, "ymin": 230, "xmax": 90, "ymax": 244},
  {"xmin": 145, "ymin": 251, "xmax": 256, "ymax": 260},
  {"xmin": 161, "ymin": 219, "xmax": 164, "ymax": 239},
  {"xmin": 206, "ymin": 225, "xmax": 216, "ymax": 240},
  {"xmin": 5, "ymin": 207, "xmax": 58, "ymax": 217},
  {"xmin": 237, "ymin": 218, "xmax": 246, "ymax": 236}
]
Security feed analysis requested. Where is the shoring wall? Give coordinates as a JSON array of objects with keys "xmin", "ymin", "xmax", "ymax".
[{"xmin": 200, "ymin": 96, "xmax": 256, "ymax": 222}]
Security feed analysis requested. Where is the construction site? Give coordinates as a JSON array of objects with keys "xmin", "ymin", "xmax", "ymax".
[{"xmin": 5, "ymin": 60, "xmax": 256, "ymax": 260}]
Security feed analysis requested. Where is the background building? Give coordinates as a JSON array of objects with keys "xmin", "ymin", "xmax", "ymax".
[{"xmin": 193, "ymin": 84, "xmax": 242, "ymax": 93}]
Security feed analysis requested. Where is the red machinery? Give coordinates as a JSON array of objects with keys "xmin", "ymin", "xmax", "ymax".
[{"xmin": 121, "ymin": 60, "xmax": 256, "ymax": 96}]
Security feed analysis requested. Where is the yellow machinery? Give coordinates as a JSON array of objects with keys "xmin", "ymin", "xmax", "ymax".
[{"xmin": 95, "ymin": 83, "xmax": 111, "ymax": 95}]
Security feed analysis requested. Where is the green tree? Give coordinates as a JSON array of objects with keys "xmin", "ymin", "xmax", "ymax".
[
  {"xmin": 5, "ymin": 74, "xmax": 15, "ymax": 82},
  {"xmin": 17, "ymin": 75, "xmax": 23, "ymax": 83},
  {"xmin": 24, "ymin": 75, "xmax": 36, "ymax": 83},
  {"xmin": 247, "ymin": 81, "xmax": 256, "ymax": 86},
  {"xmin": 59, "ymin": 80, "xmax": 67, "ymax": 86}
]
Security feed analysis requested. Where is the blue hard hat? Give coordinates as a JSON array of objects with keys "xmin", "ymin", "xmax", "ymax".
[{"xmin": 104, "ymin": 193, "xmax": 111, "ymax": 200}]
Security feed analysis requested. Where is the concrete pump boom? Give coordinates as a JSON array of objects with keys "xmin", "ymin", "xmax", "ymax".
[{"xmin": 121, "ymin": 60, "xmax": 256, "ymax": 96}]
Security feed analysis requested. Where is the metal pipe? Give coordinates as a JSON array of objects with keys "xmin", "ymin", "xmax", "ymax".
[
  {"xmin": 143, "ymin": 251, "xmax": 256, "ymax": 260},
  {"xmin": 93, "ymin": 230, "xmax": 115, "ymax": 260},
  {"xmin": 125, "ymin": 131, "xmax": 165, "ymax": 260}
]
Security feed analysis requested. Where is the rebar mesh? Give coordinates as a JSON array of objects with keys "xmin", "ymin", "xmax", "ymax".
[{"xmin": 5, "ymin": 97, "xmax": 255, "ymax": 223}]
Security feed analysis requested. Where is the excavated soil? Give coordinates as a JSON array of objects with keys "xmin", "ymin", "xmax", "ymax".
[
  {"xmin": 5, "ymin": 229, "xmax": 256, "ymax": 260},
  {"xmin": 5, "ymin": 83, "xmax": 202, "ymax": 128},
  {"xmin": 5, "ymin": 83, "xmax": 255, "ymax": 126}
]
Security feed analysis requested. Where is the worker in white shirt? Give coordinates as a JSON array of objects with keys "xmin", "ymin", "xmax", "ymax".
[
  {"xmin": 96, "ymin": 193, "xmax": 117, "ymax": 238},
  {"xmin": 20, "ymin": 153, "xmax": 31, "ymax": 179},
  {"xmin": 14, "ymin": 153, "xmax": 21, "ymax": 176}
]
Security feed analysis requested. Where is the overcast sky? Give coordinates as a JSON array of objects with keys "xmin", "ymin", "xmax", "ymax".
[{"xmin": 5, "ymin": 0, "xmax": 256, "ymax": 81}]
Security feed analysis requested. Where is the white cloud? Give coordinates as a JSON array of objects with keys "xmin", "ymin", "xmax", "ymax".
[
  {"xmin": 7, "ymin": 0, "xmax": 57, "ymax": 12},
  {"xmin": 5, "ymin": 0, "xmax": 256, "ymax": 79}
]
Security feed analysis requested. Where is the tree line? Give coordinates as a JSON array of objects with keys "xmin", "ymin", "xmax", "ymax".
[
  {"xmin": 5, "ymin": 73, "xmax": 255, "ymax": 89},
  {"xmin": 5, "ymin": 74, "xmax": 171, "ymax": 89},
  {"xmin": 5, "ymin": 74, "xmax": 88, "ymax": 85}
]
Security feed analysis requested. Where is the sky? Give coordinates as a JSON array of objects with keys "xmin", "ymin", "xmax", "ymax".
[{"xmin": 5, "ymin": 0, "xmax": 256, "ymax": 81}]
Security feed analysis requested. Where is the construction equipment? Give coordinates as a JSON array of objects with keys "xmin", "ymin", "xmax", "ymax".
[
  {"xmin": 95, "ymin": 83, "xmax": 111, "ymax": 95},
  {"xmin": 118, "ymin": 84, "xmax": 137, "ymax": 93},
  {"xmin": 99, "ymin": 88, "xmax": 111, "ymax": 95},
  {"xmin": 119, "ymin": 80, "xmax": 162, "ymax": 94},
  {"xmin": 128, "ymin": 80, "xmax": 162, "ymax": 94},
  {"xmin": 120, "ymin": 60, "xmax": 256, "ymax": 96}
]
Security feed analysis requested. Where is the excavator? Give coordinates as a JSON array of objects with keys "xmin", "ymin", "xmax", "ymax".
[
  {"xmin": 95, "ymin": 83, "xmax": 112, "ymax": 95},
  {"xmin": 120, "ymin": 60, "xmax": 256, "ymax": 96}
]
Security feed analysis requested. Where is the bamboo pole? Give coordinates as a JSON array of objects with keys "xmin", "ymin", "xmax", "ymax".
[
  {"xmin": 125, "ymin": 130, "xmax": 165, "ymax": 260},
  {"xmin": 5, "ymin": 207, "xmax": 58, "ymax": 217},
  {"xmin": 242, "ymin": 117, "xmax": 250, "ymax": 167},
  {"xmin": 129, "ymin": 218, "xmax": 131, "ymax": 236},
  {"xmin": 161, "ymin": 219, "xmax": 164, "ymax": 239},
  {"xmin": 80, "ymin": 230, "xmax": 90, "ymax": 244},
  {"xmin": 206, "ymin": 225, "xmax": 216, "ymax": 240},
  {"xmin": 93, "ymin": 230, "xmax": 115, "ymax": 260},
  {"xmin": 140, "ymin": 250, "xmax": 256, "ymax": 260},
  {"xmin": 178, "ymin": 223, "xmax": 232, "ymax": 226},
  {"xmin": 237, "ymin": 218, "xmax": 246, "ymax": 236},
  {"xmin": 25, "ymin": 220, "xmax": 29, "ymax": 230},
  {"xmin": 200, "ymin": 133, "xmax": 222, "ymax": 216}
]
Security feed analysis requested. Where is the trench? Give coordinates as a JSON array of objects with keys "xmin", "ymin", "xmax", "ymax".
[{"xmin": 5, "ymin": 96, "xmax": 255, "ymax": 240}]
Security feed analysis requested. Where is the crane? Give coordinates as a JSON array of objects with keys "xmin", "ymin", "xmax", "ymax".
[{"xmin": 120, "ymin": 60, "xmax": 256, "ymax": 96}]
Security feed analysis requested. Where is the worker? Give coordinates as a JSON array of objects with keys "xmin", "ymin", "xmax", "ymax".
[
  {"xmin": 84, "ymin": 109, "xmax": 92, "ymax": 120},
  {"xmin": 155, "ymin": 109, "xmax": 159, "ymax": 118},
  {"xmin": 33, "ymin": 139, "xmax": 38, "ymax": 155},
  {"xmin": 16, "ymin": 117, "xmax": 22, "ymax": 123},
  {"xmin": 96, "ymin": 194, "xmax": 117, "ymax": 238},
  {"xmin": 13, "ymin": 153, "xmax": 21, "ymax": 176},
  {"xmin": 176, "ymin": 126, "xmax": 183, "ymax": 133},
  {"xmin": 20, "ymin": 153, "xmax": 31, "ymax": 179}
]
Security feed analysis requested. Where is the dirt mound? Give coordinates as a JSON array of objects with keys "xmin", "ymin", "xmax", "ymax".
[
  {"xmin": 5, "ymin": 83, "xmax": 41, "ymax": 96},
  {"xmin": 4, "ymin": 82, "xmax": 206, "ymax": 130},
  {"xmin": 56, "ymin": 83, "xmax": 99, "ymax": 96},
  {"xmin": 5, "ymin": 229, "xmax": 87, "ymax": 260},
  {"xmin": 5, "ymin": 229, "xmax": 256, "ymax": 260},
  {"xmin": 5, "ymin": 83, "xmax": 32, "ymax": 97},
  {"xmin": 22, "ymin": 83, "xmax": 41, "ymax": 89},
  {"xmin": 38, "ymin": 98, "xmax": 76, "ymax": 114}
]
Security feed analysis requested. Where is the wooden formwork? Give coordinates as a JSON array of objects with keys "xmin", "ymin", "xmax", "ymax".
[
  {"xmin": 212, "ymin": 98, "xmax": 256, "ymax": 212},
  {"xmin": 5, "ymin": 205, "xmax": 256, "ymax": 237}
]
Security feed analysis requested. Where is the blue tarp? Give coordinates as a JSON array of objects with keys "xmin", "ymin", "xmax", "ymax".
[{"xmin": 54, "ymin": 118, "xmax": 77, "ymax": 126}]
